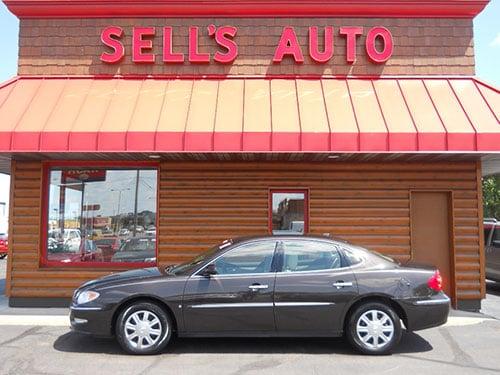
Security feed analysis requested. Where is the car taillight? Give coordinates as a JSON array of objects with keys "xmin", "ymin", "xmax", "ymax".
[{"xmin": 428, "ymin": 270, "xmax": 443, "ymax": 292}]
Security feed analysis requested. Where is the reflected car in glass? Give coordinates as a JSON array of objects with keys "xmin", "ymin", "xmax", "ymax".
[
  {"xmin": 95, "ymin": 237, "xmax": 122, "ymax": 262},
  {"xmin": 111, "ymin": 237, "xmax": 156, "ymax": 263},
  {"xmin": 485, "ymin": 218, "xmax": 500, "ymax": 282},
  {"xmin": 70, "ymin": 236, "xmax": 450, "ymax": 355}
]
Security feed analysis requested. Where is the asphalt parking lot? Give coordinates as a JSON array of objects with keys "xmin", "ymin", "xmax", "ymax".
[{"xmin": 1, "ymin": 258, "xmax": 500, "ymax": 375}]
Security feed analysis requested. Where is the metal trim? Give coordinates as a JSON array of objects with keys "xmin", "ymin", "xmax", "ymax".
[
  {"xmin": 413, "ymin": 297, "xmax": 451, "ymax": 305},
  {"xmin": 189, "ymin": 301, "xmax": 335, "ymax": 309},
  {"xmin": 70, "ymin": 305, "xmax": 103, "ymax": 311},
  {"xmin": 190, "ymin": 303, "xmax": 274, "ymax": 309},
  {"xmin": 190, "ymin": 272, "xmax": 277, "ymax": 279},
  {"xmin": 274, "ymin": 302, "xmax": 335, "ymax": 307}
]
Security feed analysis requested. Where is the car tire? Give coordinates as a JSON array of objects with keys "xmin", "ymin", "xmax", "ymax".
[
  {"xmin": 116, "ymin": 301, "xmax": 173, "ymax": 355},
  {"xmin": 346, "ymin": 302, "xmax": 402, "ymax": 355}
]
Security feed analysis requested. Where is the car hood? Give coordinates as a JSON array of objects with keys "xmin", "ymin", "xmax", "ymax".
[
  {"xmin": 111, "ymin": 250, "xmax": 155, "ymax": 262},
  {"xmin": 80, "ymin": 267, "xmax": 162, "ymax": 290}
]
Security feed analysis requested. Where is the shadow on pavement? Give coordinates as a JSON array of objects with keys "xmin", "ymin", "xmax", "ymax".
[
  {"xmin": 53, "ymin": 330, "xmax": 432, "ymax": 356},
  {"xmin": 486, "ymin": 280, "xmax": 500, "ymax": 296}
]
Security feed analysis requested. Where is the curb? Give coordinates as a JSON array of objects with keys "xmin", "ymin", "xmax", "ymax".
[{"xmin": 0, "ymin": 315, "xmax": 69, "ymax": 326}]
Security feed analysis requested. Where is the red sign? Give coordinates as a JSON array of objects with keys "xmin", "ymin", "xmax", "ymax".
[
  {"xmin": 100, "ymin": 25, "xmax": 393, "ymax": 65},
  {"xmin": 62, "ymin": 169, "xmax": 107, "ymax": 184},
  {"xmin": 82, "ymin": 204, "xmax": 101, "ymax": 211}
]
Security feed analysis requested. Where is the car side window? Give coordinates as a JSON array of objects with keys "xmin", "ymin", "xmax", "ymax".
[
  {"xmin": 213, "ymin": 241, "xmax": 277, "ymax": 275},
  {"xmin": 282, "ymin": 240, "xmax": 341, "ymax": 272}
]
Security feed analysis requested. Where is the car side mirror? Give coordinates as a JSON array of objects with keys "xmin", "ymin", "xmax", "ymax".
[{"xmin": 199, "ymin": 263, "xmax": 218, "ymax": 277}]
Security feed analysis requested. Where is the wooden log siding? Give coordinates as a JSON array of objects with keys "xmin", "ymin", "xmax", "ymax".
[{"xmin": 6, "ymin": 160, "xmax": 484, "ymax": 303}]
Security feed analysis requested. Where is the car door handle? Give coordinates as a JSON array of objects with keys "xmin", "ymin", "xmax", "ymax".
[
  {"xmin": 248, "ymin": 284, "xmax": 269, "ymax": 290},
  {"xmin": 332, "ymin": 281, "xmax": 353, "ymax": 289}
]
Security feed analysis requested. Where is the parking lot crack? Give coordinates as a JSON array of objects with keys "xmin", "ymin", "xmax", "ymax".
[
  {"xmin": 136, "ymin": 356, "xmax": 162, "ymax": 375},
  {"xmin": 0, "ymin": 326, "xmax": 41, "ymax": 347},
  {"xmin": 438, "ymin": 327, "xmax": 477, "ymax": 368}
]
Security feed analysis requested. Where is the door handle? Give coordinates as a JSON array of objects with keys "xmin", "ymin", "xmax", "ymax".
[
  {"xmin": 248, "ymin": 284, "xmax": 269, "ymax": 291},
  {"xmin": 332, "ymin": 281, "xmax": 353, "ymax": 289}
]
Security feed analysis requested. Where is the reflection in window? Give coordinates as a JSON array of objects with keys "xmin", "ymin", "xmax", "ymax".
[
  {"xmin": 214, "ymin": 242, "xmax": 277, "ymax": 275},
  {"xmin": 283, "ymin": 241, "xmax": 341, "ymax": 272},
  {"xmin": 46, "ymin": 167, "xmax": 157, "ymax": 265},
  {"xmin": 271, "ymin": 190, "xmax": 307, "ymax": 235},
  {"xmin": 484, "ymin": 222, "xmax": 500, "ymax": 248}
]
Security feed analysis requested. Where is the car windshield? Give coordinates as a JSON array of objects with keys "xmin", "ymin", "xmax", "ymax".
[{"xmin": 167, "ymin": 240, "xmax": 232, "ymax": 276}]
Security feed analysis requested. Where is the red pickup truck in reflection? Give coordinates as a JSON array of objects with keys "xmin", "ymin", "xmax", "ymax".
[
  {"xmin": 48, "ymin": 238, "xmax": 99, "ymax": 263},
  {"xmin": 0, "ymin": 233, "xmax": 8, "ymax": 259}
]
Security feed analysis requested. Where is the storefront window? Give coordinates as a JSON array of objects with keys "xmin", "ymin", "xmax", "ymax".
[
  {"xmin": 270, "ymin": 190, "xmax": 308, "ymax": 235},
  {"xmin": 45, "ymin": 166, "xmax": 157, "ymax": 266}
]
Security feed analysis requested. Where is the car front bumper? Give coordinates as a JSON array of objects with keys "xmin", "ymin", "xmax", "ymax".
[
  {"xmin": 70, "ymin": 305, "xmax": 114, "ymax": 337},
  {"xmin": 399, "ymin": 294, "xmax": 450, "ymax": 331}
]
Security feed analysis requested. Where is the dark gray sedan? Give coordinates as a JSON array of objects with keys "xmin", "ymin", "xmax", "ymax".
[{"xmin": 70, "ymin": 235, "xmax": 450, "ymax": 355}]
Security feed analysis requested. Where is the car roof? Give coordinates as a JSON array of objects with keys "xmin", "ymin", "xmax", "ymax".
[{"xmin": 229, "ymin": 234, "xmax": 349, "ymax": 246}]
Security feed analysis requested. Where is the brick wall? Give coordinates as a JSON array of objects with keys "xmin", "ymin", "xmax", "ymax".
[{"xmin": 18, "ymin": 17, "xmax": 474, "ymax": 76}]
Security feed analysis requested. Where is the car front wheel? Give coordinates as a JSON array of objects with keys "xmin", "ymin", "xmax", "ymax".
[
  {"xmin": 116, "ymin": 301, "xmax": 172, "ymax": 355},
  {"xmin": 346, "ymin": 302, "xmax": 402, "ymax": 355}
]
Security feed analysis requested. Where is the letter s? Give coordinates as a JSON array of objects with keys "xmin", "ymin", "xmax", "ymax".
[
  {"xmin": 213, "ymin": 26, "xmax": 238, "ymax": 64},
  {"xmin": 100, "ymin": 26, "xmax": 125, "ymax": 64}
]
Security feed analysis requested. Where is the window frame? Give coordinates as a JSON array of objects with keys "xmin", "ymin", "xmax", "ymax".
[
  {"xmin": 40, "ymin": 160, "xmax": 159, "ymax": 268},
  {"xmin": 268, "ymin": 188, "xmax": 309, "ymax": 235}
]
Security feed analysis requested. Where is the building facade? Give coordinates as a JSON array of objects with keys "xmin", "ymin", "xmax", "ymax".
[{"xmin": 1, "ymin": 0, "xmax": 499, "ymax": 310}]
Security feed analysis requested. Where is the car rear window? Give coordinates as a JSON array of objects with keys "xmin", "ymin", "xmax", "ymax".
[
  {"xmin": 371, "ymin": 250, "xmax": 397, "ymax": 264},
  {"xmin": 342, "ymin": 247, "xmax": 364, "ymax": 266}
]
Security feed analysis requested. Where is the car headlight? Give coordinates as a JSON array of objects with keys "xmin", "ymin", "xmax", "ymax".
[{"xmin": 76, "ymin": 290, "xmax": 100, "ymax": 305}]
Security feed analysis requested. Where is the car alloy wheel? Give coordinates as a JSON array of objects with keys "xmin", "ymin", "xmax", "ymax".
[
  {"xmin": 346, "ymin": 302, "xmax": 402, "ymax": 355},
  {"xmin": 116, "ymin": 301, "xmax": 173, "ymax": 355}
]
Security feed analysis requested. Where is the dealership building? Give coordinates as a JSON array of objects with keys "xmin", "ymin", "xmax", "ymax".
[{"xmin": 0, "ymin": 0, "xmax": 499, "ymax": 310}]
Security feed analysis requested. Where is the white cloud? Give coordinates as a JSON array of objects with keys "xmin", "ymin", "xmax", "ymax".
[{"xmin": 490, "ymin": 32, "xmax": 500, "ymax": 47}]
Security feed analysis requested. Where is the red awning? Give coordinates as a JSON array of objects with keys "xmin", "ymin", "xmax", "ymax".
[{"xmin": 0, "ymin": 76, "xmax": 498, "ymax": 153}]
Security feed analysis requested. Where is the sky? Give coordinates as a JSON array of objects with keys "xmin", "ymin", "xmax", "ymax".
[{"xmin": 1, "ymin": 1, "xmax": 499, "ymax": 84}]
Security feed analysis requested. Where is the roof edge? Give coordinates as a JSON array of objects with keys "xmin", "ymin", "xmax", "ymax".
[
  {"xmin": 3, "ymin": 0, "xmax": 490, "ymax": 19},
  {"xmin": 473, "ymin": 77, "xmax": 500, "ymax": 94},
  {"xmin": 0, "ymin": 76, "xmax": 19, "ymax": 90},
  {"xmin": 7, "ymin": 74, "xmax": 497, "ymax": 84}
]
